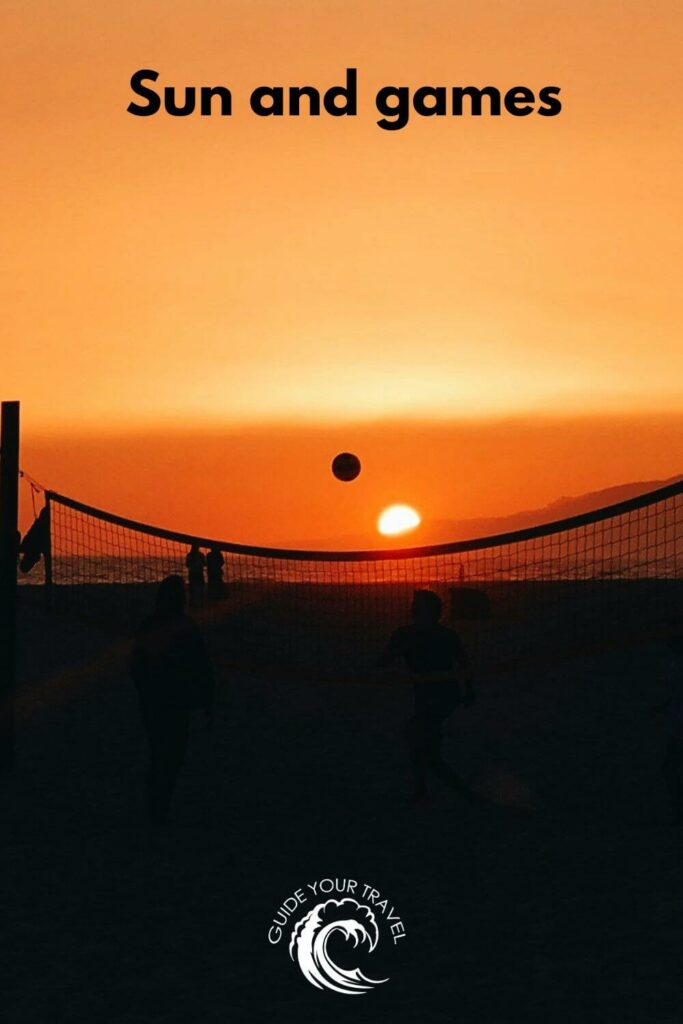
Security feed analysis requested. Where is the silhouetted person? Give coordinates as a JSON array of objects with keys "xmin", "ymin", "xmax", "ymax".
[
  {"xmin": 185, "ymin": 543, "xmax": 206, "ymax": 608},
  {"xmin": 207, "ymin": 546, "xmax": 225, "ymax": 601},
  {"xmin": 379, "ymin": 589, "xmax": 476, "ymax": 804},
  {"xmin": 129, "ymin": 575, "xmax": 214, "ymax": 824},
  {"xmin": 650, "ymin": 628, "xmax": 683, "ymax": 825},
  {"xmin": 19, "ymin": 507, "xmax": 49, "ymax": 574}
]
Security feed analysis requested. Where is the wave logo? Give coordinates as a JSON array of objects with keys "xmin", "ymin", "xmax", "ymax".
[
  {"xmin": 289, "ymin": 898, "xmax": 388, "ymax": 996},
  {"xmin": 268, "ymin": 878, "xmax": 406, "ymax": 996}
]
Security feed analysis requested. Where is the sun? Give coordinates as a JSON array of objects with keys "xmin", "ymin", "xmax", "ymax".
[{"xmin": 377, "ymin": 504, "xmax": 421, "ymax": 537}]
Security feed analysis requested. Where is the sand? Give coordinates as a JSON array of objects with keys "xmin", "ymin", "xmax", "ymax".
[{"xmin": 2, "ymin": 593, "xmax": 683, "ymax": 1023}]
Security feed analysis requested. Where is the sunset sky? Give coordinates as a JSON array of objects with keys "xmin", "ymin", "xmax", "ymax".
[{"xmin": 4, "ymin": 1, "xmax": 682, "ymax": 544}]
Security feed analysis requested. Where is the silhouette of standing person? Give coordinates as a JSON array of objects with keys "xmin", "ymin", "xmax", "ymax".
[
  {"xmin": 18, "ymin": 507, "xmax": 49, "ymax": 574},
  {"xmin": 185, "ymin": 543, "xmax": 206, "ymax": 609},
  {"xmin": 129, "ymin": 575, "xmax": 214, "ymax": 825},
  {"xmin": 650, "ymin": 627, "xmax": 683, "ymax": 825},
  {"xmin": 207, "ymin": 546, "xmax": 225, "ymax": 601},
  {"xmin": 379, "ymin": 589, "xmax": 476, "ymax": 804}
]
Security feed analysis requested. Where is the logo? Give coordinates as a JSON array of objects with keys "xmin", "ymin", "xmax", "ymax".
[{"xmin": 268, "ymin": 877, "xmax": 406, "ymax": 996}]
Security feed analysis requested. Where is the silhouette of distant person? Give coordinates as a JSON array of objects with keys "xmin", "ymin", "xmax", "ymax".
[
  {"xmin": 129, "ymin": 575, "xmax": 214, "ymax": 825},
  {"xmin": 379, "ymin": 589, "xmax": 476, "ymax": 804},
  {"xmin": 185, "ymin": 543, "xmax": 206, "ymax": 608},
  {"xmin": 19, "ymin": 507, "xmax": 49, "ymax": 574},
  {"xmin": 207, "ymin": 546, "xmax": 225, "ymax": 601},
  {"xmin": 650, "ymin": 625, "xmax": 683, "ymax": 825}
]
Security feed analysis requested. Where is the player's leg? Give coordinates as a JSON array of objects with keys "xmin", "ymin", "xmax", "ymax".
[{"xmin": 425, "ymin": 713, "xmax": 480, "ymax": 803}]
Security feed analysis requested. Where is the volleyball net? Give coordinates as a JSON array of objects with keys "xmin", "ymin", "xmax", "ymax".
[{"xmin": 21, "ymin": 479, "xmax": 683, "ymax": 677}]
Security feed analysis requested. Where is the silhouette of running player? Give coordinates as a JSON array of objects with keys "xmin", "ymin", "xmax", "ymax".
[
  {"xmin": 129, "ymin": 575, "xmax": 214, "ymax": 824},
  {"xmin": 379, "ymin": 589, "xmax": 476, "ymax": 804},
  {"xmin": 650, "ymin": 627, "xmax": 683, "ymax": 825},
  {"xmin": 206, "ymin": 546, "xmax": 225, "ymax": 601},
  {"xmin": 185, "ymin": 543, "xmax": 206, "ymax": 608}
]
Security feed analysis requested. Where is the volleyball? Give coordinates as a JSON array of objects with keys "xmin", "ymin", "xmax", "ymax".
[{"xmin": 331, "ymin": 452, "xmax": 361, "ymax": 482}]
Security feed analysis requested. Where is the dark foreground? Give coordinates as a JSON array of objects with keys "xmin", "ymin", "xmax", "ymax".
[{"xmin": 2, "ymin": 598, "xmax": 683, "ymax": 1023}]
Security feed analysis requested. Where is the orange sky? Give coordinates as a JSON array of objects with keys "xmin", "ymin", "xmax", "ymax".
[
  {"xmin": 19, "ymin": 414, "xmax": 682, "ymax": 547},
  {"xmin": 4, "ymin": 1, "xmax": 682, "ymax": 544}
]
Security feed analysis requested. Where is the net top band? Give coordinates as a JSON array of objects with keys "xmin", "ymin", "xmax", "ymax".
[{"xmin": 45, "ymin": 477, "xmax": 683, "ymax": 563}]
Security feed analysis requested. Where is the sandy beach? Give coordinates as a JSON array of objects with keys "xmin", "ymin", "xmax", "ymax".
[{"xmin": 3, "ymin": 589, "xmax": 683, "ymax": 1023}]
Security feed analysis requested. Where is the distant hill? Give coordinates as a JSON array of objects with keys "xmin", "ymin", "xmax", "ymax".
[
  {"xmin": 415, "ymin": 474, "xmax": 683, "ymax": 546},
  {"xmin": 289, "ymin": 474, "xmax": 683, "ymax": 551}
]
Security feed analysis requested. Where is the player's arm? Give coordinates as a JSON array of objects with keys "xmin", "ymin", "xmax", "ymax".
[
  {"xmin": 377, "ymin": 628, "xmax": 403, "ymax": 669},
  {"xmin": 376, "ymin": 630, "xmax": 414, "ymax": 685}
]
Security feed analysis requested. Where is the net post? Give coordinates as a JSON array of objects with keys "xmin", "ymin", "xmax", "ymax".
[
  {"xmin": 44, "ymin": 491, "xmax": 53, "ymax": 608},
  {"xmin": 0, "ymin": 401, "xmax": 20, "ymax": 773}
]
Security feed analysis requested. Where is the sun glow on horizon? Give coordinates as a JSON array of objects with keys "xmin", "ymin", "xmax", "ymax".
[{"xmin": 377, "ymin": 504, "xmax": 421, "ymax": 537}]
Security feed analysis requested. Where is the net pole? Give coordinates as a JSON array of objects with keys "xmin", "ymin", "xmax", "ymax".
[{"xmin": 0, "ymin": 401, "xmax": 20, "ymax": 773}]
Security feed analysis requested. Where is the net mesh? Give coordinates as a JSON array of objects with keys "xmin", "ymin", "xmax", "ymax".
[{"xmin": 32, "ymin": 480, "xmax": 683, "ymax": 677}]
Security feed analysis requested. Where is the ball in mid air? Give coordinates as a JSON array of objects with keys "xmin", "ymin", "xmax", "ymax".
[{"xmin": 331, "ymin": 452, "xmax": 361, "ymax": 482}]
